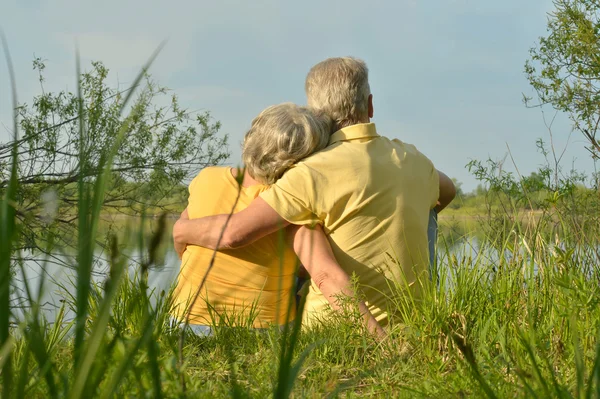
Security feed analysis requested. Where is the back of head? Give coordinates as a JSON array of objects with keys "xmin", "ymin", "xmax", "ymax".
[
  {"xmin": 305, "ymin": 57, "xmax": 371, "ymax": 131},
  {"xmin": 242, "ymin": 103, "xmax": 332, "ymax": 185}
]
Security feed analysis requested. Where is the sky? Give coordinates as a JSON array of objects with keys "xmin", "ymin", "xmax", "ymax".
[{"xmin": 1, "ymin": 0, "xmax": 597, "ymax": 192}]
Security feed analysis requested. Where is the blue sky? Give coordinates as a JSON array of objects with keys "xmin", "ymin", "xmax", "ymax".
[{"xmin": 1, "ymin": 0, "xmax": 597, "ymax": 191}]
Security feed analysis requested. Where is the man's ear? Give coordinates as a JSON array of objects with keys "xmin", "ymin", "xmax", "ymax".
[{"xmin": 368, "ymin": 94, "xmax": 374, "ymax": 119}]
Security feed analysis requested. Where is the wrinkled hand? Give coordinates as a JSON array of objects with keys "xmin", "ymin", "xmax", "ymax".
[{"xmin": 173, "ymin": 209, "xmax": 189, "ymax": 259}]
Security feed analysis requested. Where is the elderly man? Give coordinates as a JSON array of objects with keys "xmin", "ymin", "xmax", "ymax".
[{"xmin": 173, "ymin": 57, "xmax": 455, "ymax": 327}]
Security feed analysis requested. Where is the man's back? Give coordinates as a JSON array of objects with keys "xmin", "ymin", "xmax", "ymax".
[{"xmin": 260, "ymin": 123, "xmax": 439, "ymax": 325}]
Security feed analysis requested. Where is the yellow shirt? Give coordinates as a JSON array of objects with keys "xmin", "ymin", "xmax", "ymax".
[
  {"xmin": 172, "ymin": 166, "xmax": 297, "ymax": 328},
  {"xmin": 260, "ymin": 123, "xmax": 439, "ymax": 326}
]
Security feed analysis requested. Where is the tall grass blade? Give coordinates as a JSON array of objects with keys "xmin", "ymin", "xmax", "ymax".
[
  {"xmin": 273, "ymin": 293, "xmax": 320, "ymax": 398},
  {"xmin": 286, "ymin": 341, "xmax": 320, "ymax": 395},
  {"xmin": 517, "ymin": 330, "xmax": 553, "ymax": 398},
  {"xmin": 0, "ymin": 29, "xmax": 20, "ymax": 398},
  {"xmin": 0, "ymin": 336, "xmax": 15, "ymax": 371},
  {"xmin": 147, "ymin": 325, "xmax": 163, "ymax": 399},
  {"xmin": 572, "ymin": 318, "xmax": 585, "ymax": 399},
  {"xmin": 450, "ymin": 332, "xmax": 499, "ymax": 399},
  {"xmin": 46, "ymin": 304, "xmax": 74, "ymax": 353},
  {"xmin": 513, "ymin": 365, "xmax": 540, "ymax": 398},
  {"xmin": 99, "ymin": 315, "xmax": 155, "ymax": 399},
  {"xmin": 25, "ymin": 322, "xmax": 59, "ymax": 398},
  {"xmin": 16, "ymin": 343, "xmax": 31, "ymax": 398},
  {"xmin": 17, "ymin": 261, "xmax": 58, "ymax": 398},
  {"xmin": 68, "ymin": 45, "xmax": 163, "ymax": 399},
  {"xmin": 72, "ymin": 42, "xmax": 164, "ymax": 369},
  {"xmin": 585, "ymin": 337, "xmax": 600, "ymax": 399},
  {"xmin": 74, "ymin": 47, "xmax": 91, "ymax": 370},
  {"xmin": 68, "ymin": 250, "xmax": 126, "ymax": 399}
]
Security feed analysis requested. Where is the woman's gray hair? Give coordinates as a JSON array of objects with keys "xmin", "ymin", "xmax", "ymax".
[
  {"xmin": 242, "ymin": 103, "xmax": 332, "ymax": 185},
  {"xmin": 305, "ymin": 57, "xmax": 371, "ymax": 131}
]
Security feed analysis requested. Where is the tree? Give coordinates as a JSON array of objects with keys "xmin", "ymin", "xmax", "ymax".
[
  {"xmin": 525, "ymin": 0, "xmax": 600, "ymax": 158},
  {"xmin": 522, "ymin": 171, "xmax": 549, "ymax": 193},
  {"xmin": 0, "ymin": 59, "xmax": 229, "ymax": 257}
]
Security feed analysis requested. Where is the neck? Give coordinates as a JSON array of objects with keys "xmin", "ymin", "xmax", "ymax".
[{"xmin": 335, "ymin": 118, "xmax": 370, "ymax": 132}]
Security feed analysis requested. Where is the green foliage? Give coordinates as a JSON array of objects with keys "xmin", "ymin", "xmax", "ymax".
[
  {"xmin": 435, "ymin": 136, "xmax": 599, "ymax": 257},
  {"xmin": 1, "ymin": 30, "xmax": 19, "ymax": 398},
  {"xmin": 0, "ymin": 57, "xmax": 229, "ymax": 256},
  {"xmin": 448, "ymin": 137, "xmax": 597, "ymax": 218},
  {"xmin": 525, "ymin": 0, "xmax": 600, "ymax": 158}
]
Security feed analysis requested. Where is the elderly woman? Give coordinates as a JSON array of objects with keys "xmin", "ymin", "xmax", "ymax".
[{"xmin": 171, "ymin": 103, "xmax": 384, "ymax": 337}]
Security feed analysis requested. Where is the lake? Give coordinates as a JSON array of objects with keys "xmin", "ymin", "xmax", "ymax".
[{"xmin": 11, "ymin": 213, "xmax": 588, "ymax": 323}]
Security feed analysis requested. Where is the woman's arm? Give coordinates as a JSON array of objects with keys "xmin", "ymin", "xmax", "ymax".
[
  {"xmin": 174, "ymin": 208, "xmax": 189, "ymax": 259},
  {"xmin": 288, "ymin": 224, "xmax": 386, "ymax": 340}
]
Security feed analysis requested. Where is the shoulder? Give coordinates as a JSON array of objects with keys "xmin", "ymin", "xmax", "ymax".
[
  {"xmin": 289, "ymin": 144, "xmax": 342, "ymax": 175},
  {"xmin": 276, "ymin": 153, "xmax": 331, "ymax": 188},
  {"xmin": 199, "ymin": 165, "xmax": 229, "ymax": 177},
  {"xmin": 196, "ymin": 166, "xmax": 230, "ymax": 180},
  {"xmin": 389, "ymin": 138, "xmax": 434, "ymax": 164},
  {"xmin": 262, "ymin": 156, "xmax": 323, "ymax": 200},
  {"xmin": 388, "ymin": 137, "xmax": 417, "ymax": 153},
  {"xmin": 189, "ymin": 166, "xmax": 228, "ymax": 191}
]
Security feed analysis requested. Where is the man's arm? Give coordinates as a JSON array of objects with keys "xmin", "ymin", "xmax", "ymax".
[
  {"xmin": 172, "ymin": 197, "xmax": 289, "ymax": 250},
  {"xmin": 288, "ymin": 225, "xmax": 386, "ymax": 340},
  {"xmin": 434, "ymin": 170, "xmax": 456, "ymax": 213}
]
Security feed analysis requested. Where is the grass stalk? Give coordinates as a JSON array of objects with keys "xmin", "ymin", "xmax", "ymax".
[{"xmin": 1, "ymin": 29, "xmax": 20, "ymax": 398}]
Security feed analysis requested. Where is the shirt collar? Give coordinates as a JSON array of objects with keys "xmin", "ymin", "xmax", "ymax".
[{"xmin": 328, "ymin": 123, "xmax": 379, "ymax": 145}]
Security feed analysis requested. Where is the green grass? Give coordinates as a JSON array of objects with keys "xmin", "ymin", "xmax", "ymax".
[
  {"xmin": 7, "ymin": 227, "xmax": 600, "ymax": 398},
  {"xmin": 1, "ymin": 42, "xmax": 600, "ymax": 398},
  {"xmin": 3, "ymin": 178, "xmax": 599, "ymax": 397}
]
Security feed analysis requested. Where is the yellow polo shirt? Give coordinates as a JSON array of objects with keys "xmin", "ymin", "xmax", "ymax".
[
  {"xmin": 172, "ymin": 166, "xmax": 297, "ymax": 328},
  {"xmin": 260, "ymin": 123, "xmax": 439, "ymax": 326}
]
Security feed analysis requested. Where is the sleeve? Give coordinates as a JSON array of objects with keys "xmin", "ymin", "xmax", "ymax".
[
  {"xmin": 402, "ymin": 141, "xmax": 439, "ymax": 209},
  {"xmin": 259, "ymin": 164, "xmax": 321, "ymax": 226}
]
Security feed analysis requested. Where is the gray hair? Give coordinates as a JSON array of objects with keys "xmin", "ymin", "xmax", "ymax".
[
  {"xmin": 242, "ymin": 103, "xmax": 332, "ymax": 185},
  {"xmin": 305, "ymin": 57, "xmax": 371, "ymax": 131}
]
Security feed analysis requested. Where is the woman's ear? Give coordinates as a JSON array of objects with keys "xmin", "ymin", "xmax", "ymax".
[{"xmin": 368, "ymin": 94, "xmax": 374, "ymax": 119}]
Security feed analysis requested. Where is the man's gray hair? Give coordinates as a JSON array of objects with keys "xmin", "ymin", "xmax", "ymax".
[
  {"xmin": 305, "ymin": 57, "xmax": 371, "ymax": 131},
  {"xmin": 242, "ymin": 103, "xmax": 332, "ymax": 185}
]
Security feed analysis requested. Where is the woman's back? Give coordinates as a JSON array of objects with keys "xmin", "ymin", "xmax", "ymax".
[{"xmin": 172, "ymin": 166, "xmax": 297, "ymax": 328}]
